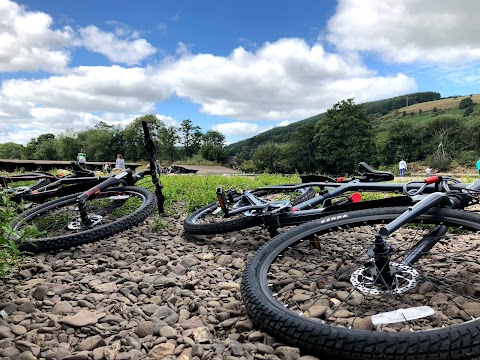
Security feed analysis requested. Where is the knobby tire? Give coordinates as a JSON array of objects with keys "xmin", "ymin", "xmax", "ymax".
[
  {"xmin": 13, "ymin": 186, "xmax": 156, "ymax": 253},
  {"xmin": 241, "ymin": 207, "xmax": 480, "ymax": 359},
  {"xmin": 184, "ymin": 186, "xmax": 316, "ymax": 235}
]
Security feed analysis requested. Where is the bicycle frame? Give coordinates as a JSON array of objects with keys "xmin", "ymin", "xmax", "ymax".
[
  {"xmin": 2, "ymin": 170, "xmax": 108, "ymax": 204},
  {"xmin": 356, "ymin": 177, "xmax": 480, "ymax": 289},
  {"xmin": 220, "ymin": 174, "xmax": 477, "ymax": 235},
  {"xmin": 2, "ymin": 121, "xmax": 165, "ymax": 212},
  {"xmin": 74, "ymin": 120, "xmax": 165, "ymax": 221}
]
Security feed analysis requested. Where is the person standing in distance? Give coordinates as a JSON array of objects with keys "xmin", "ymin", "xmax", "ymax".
[
  {"xmin": 399, "ymin": 159, "xmax": 407, "ymax": 177},
  {"xmin": 77, "ymin": 149, "xmax": 87, "ymax": 169}
]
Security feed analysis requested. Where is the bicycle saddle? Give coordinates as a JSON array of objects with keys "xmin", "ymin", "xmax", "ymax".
[{"xmin": 357, "ymin": 162, "xmax": 394, "ymax": 182}]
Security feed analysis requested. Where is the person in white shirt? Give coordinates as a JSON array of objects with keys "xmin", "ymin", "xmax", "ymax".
[
  {"xmin": 77, "ymin": 149, "xmax": 86, "ymax": 169},
  {"xmin": 399, "ymin": 159, "xmax": 407, "ymax": 177}
]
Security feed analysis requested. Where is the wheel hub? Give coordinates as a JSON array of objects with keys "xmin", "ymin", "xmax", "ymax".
[
  {"xmin": 68, "ymin": 214, "xmax": 103, "ymax": 230},
  {"xmin": 350, "ymin": 262, "xmax": 420, "ymax": 295}
]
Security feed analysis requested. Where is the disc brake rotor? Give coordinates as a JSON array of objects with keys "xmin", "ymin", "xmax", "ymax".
[
  {"xmin": 350, "ymin": 262, "xmax": 421, "ymax": 295},
  {"xmin": 67, "ymin": 214, "xmax": 103, "ymax": 230}
]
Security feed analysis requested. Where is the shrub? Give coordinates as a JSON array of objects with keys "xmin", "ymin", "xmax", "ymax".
[
  {"xmin": 0, "ymin": 195, "xmax": 26, "ymax": 279},
  {"xmin": 459, "ymin": 97, "xmax": 474, "ymax": 109}
]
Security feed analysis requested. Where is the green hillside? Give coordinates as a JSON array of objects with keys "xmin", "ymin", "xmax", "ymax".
[
  {"xmin": 226, "ymin": 92, "xmax": 480, "ymax": 175},
  {"xmin": 227, "ymin": 91, "xmax": 442, "ymax": 159}
]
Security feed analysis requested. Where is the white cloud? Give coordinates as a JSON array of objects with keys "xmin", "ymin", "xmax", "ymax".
[
  {"xmin": 159, "ymin": 38, "xmax": 416, "ymax": 120},
  {"xmin": 0, "ymin": 106, "xmax": 179, "ymax": 145},
  {"xmin": 327, "ymin": 0, "xmax": 480, "ymax": 65},
  {"xmin": 0, "ymin": 0, "xmax": 74, "ymax": 73},
  {"xmin": 212, "ymin": 122, "xmax": 271, "ymax": 138},
  {"xmin": 79, "ymin": 25, "xmax": 157, "ymax": 65},
  {"xmin": 1, "ymin": 65, "xmax": 173, "ymax": 112}
]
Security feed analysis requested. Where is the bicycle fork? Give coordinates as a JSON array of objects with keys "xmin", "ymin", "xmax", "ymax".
[{"xmin": 369, "ymin": 192, "xmax": 450, "ymax": 289}]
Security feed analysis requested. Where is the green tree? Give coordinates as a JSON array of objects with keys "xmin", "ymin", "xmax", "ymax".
[
  {"xmin": 0, "ymin": 142, "xmax": 24, "ymax": 159},
  {"xmin": 158, "ymin": 126, "xmax": 179, "ymax": 163},
  {"xmin": 290, "ymin": 122, "xmax": 317, "ymax": 173},
  {"xmin": 55, "ymin": 130, "xmax": 82, "ymax": 161},
  {"xmin": 379, "ymin": 120, "xmax": 422, "ymax": 164},
  {"xmin": 252, "ymin": 142, "xmax": 292, "ymax": 173},
  {"xmin": 24, "ymin": 133, "xmax": 57, "ymax": 160},
  {"xmin": 464, "ymin": 106, "xmax": 474, "ymax": 117},
  {"xmin": 203, "ymin": 130, "xmax": 225, "ymax": 147},
  {"xmin": 313, "ymin": 99, "xmax": 375, "ymax": 175},
  {"xmin": 34, "ymin": 138, "xmax": 59, "ymax": 160},
  {"xmin": 179, "ymin": 119, "xmax": 202, "ymax": 157},
  {"xmin": 123, "ymin": 115, "xmax": 165, "ymax": 161},
  {"xmin": 200, "ymin": 130, "xmax": 226, "ymax": 163},
  {"xmin": 459, "ymin": 97, "xmax": 474, "ymax": 109}
]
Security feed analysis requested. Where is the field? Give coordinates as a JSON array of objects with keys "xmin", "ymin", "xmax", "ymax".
[{"xmin": 397, "ymin": 94, "xmax": 480, "ymax": 113}]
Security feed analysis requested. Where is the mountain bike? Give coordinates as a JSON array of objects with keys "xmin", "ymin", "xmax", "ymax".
[
  {"xmin": 12, "ymin": 120, "xmax": 165, "ymax": 253},
  {"xmin": 1, "ymin": 162, "xmax": 109, "ymax": 205},
  {"xmin": 241, "ymin": 175, "xmax": 480, "ymax": 359},
  {"xmin": 184, "ymin": 163, "xmax": 415, "ymax": 236}
]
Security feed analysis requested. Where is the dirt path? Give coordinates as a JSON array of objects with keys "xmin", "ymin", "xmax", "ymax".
[{"xmin": 173, "ymin": 165, "xmax": 241, "ymax": 175}]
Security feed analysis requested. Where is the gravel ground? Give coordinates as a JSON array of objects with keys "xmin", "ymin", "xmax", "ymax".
[{"xmin": 0, "ymin": 206, "xmax": 320, "ymax": 360}]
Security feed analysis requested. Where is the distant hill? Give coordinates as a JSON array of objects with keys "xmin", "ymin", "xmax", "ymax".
[
  {"xmin": 395, "ymin": 94, "xmax": 480, "ymax": 113},
  {"xmin": 226, "ymin": 113, "xmax": 324, "ymax": 159},
  {"xmin": 226, "ymin": 91, "xmax": 443, "ymax": 159}
]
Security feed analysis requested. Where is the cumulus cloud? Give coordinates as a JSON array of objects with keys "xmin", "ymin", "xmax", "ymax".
[
  {"xmin": 1, "ymin": 65, "xmax": 173, "ymax": 112},
  {"xmin": 0, "ymin": 106, "xmax": 179, "ymax": 145},
  {"xmin": 0, "ymin": 107, "xmax": 104, "ymax": 145},
  {"xmin": 159, "ymin": 38, "xmax": 416, "ymax": 120},
  {"xmin": 0, "ymin": 0, "xmax": 74, "ymax": 72},
  {"xmin": 327, "ymin": 0, "xmax": 480, "ymax": 65},
  {"xmin": 212, "ymin": 122, "xmax": 271, "ymax": 139},
  {"xmin": 79, "ymin": 25, "xmax": 157, "ymax": 65}
]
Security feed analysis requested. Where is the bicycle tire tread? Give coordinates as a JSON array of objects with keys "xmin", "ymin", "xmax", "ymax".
[
  {"xmin": 183, "ymin": 187, "xmax": 316, "ymax": 235},
  {"xmin": 240, "ymin": 207, "xmax": 480, "ymax": 359},
  {"xmin": 17, "ymin": 186, "xmax": 157, "ymax": 253}
]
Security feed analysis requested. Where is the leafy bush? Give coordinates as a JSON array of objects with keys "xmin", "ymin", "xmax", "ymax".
[
  {"xmin": 426, "ymin": 144, "xmax": 452, "ymax": 171},
  {"xmin": 0, "ymin": 195, "xmax": 26, "ymax": 278},
  {"xmin": 138, "ymin": 173, "xmax": 302, "ymax": 213},
  {"xmin": 459, "ymin": 97, "xmax": 474, "ymax": 109}
]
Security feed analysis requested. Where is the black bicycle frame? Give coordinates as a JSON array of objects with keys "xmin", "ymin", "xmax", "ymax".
[
  {"xmin": 74, "ymin": 120, "xmax": 165, "ymax": 222},
  {"xmin": 366, "ymin": 179, "xmax": 480, "ymax": 285},
  {"xmin": 225, "ymin": 179, "xmax": 472, "ymax": 234}
]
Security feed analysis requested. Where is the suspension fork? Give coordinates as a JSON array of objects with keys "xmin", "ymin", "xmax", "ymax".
[
  {"xmin": 400, "ymin": 179, "xmax": 480, "ymax": 266},
  {"xmin": 75, "ymin": 176, "xmax": 128, "ymax": 227},
  {"xmin": 372, "ymin": 192, "xmax": 451, "ymax": 285}
]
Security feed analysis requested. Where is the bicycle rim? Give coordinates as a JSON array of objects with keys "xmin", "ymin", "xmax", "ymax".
[
  {"xmin": 241, "ymin": 207, "xmax": 480, "ymax": 359},
  {"xmin": 14, "ymin": 186, "xmax": 156, "ymax": 252},
  {"xmin": 184, "ymin": 186, "xmax": 315, "ymax": 235}
]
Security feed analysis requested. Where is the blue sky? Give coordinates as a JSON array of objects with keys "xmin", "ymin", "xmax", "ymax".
[{"xmin": 1, "ymin": 0, "xmax": 480, "ymax": 145}]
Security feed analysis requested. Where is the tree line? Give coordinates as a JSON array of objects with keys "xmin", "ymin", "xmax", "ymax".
[
  {"xmin": 0, "ymin": 115, "xmax": 227, "ymax": 164},
  {"xmin": 2, "ymin": 93, "xmax": 477, "ymax": 175}
]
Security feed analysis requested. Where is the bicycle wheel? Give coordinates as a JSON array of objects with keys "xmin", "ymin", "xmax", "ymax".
[
  {"xmin": 13, "ymin": 186, "xmax": 156, "ymax": 253},
  {"xmin": 184, "ymin": 186, "xmax": 316, "ymax": 235},
  {"xmin": 241, "ymin": 206, "xmax": 480, "ymax": 360},
  {"xmin": 2, "ymin": 177, "xmax": 51, "ymax": 195}
]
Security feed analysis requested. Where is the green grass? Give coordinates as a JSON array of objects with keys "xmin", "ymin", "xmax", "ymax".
[
  {"xmin": 138, "ymin": 173, "xmax": 479, "ymax": 213},
  {"xmin": 138, "ymin": 173, "xmax": 303, "ymax": 213}
]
